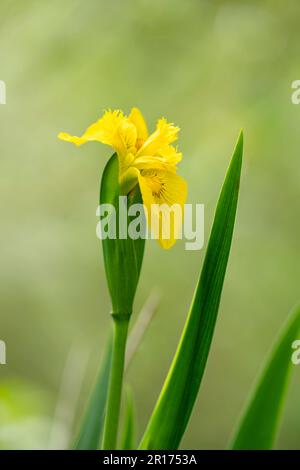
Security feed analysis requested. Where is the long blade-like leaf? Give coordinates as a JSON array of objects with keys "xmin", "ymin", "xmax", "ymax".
[
  {"xmin": 139, "ymin": 131, "xmax": 243, "ymax": 449},
  {"xmin": 230, "ymin": 305, "xmax": 300, "ymax": 450},
  {"xmin": 74, "ymin": 336, "xmax": 112, "ymax": 449},
  {"xmin": 120, "ymin": 387, "xmax": 136, "ymax": 450}
]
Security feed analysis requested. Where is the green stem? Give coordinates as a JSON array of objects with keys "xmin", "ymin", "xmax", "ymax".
[{"xmin": 102, "ymin": 315, "xmax": 129, "ymax": 450}]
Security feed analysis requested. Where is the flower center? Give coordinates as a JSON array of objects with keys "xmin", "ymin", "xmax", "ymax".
[{"xmin": 141, "ymin": 170, "xmax": 166, "ymax": 200}]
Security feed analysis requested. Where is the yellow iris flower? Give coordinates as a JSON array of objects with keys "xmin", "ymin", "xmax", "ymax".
[{"xmin": 58, "ymin": 108, "xmax": 187, "ymax": 249}]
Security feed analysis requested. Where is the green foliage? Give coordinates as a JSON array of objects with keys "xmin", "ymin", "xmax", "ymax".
[
  {"xmin": 2, "ymin": 1, "xmax": 300, "ymax": 449},
  {"xmin": 139, "ymin": 132, "xmax": 243, "ymax": 449},
  {"xmin": 120, "ymin": 387, "xmax": 136, "ymax": 450},
  {"xmin": 230, "ymin": 305, "xmax": 300, "ymax": 450},
  {"xmin": 100, "ymin": 154, "xmax": 145, "ymax": 316},
  {"xmin": 74, "ymin": 335, "xmax": 112, "ymax": 450},
  {"xmin": 74, "ymin": 137, "xmax": 300, "ymax": 452}
]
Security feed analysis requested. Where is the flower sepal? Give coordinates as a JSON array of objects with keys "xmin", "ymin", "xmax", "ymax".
[
  {"xmin": 119, "ymin": 166, "xmax": 140, "ymax": 196},
  {"xmin": 100, "ymin": 153, "xmax": 145, "ymax": 317}
]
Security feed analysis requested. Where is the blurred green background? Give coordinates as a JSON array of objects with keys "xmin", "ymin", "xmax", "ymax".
[{"xmin": 0, "ymin": 0, "xmax": 300, "ymax": 449}]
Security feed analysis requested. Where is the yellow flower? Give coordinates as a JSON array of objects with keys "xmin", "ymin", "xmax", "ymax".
[{"xmin": 58, "ymin": 108, "xmax": 187, "ymax": 249}]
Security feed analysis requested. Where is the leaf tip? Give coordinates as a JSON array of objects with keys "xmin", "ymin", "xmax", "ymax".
[{"xmin": 236, "ymin": 129, "xmax": 244, "ymax": 154}]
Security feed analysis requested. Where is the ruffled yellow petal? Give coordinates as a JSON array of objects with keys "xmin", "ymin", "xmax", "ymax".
[
  {"xmin": 138, "ymin": 169, "xmax": 187, "ymax": 249},
  {"xmin": 58, "ymin": 110, "xmax": 124, "ymax": 146},
  {"xmin": 58, "ymin": 132, "xmax": 87, "ymax": 147},
  {"xmin": 129, "ymin": 108, "xmax": 149, "ymax": 149},
  {"xmin": 133, "ymin": 146, "xmax": 182, "ymax": 172},
  {"xmin": 159, "ymin": 145, "xmax": 182, "ymax": 165},
  {"xmin": 58, "ymin": 110, "xmax": 137, "ymax": 163},
  {"xmin": 133, "ymin": 156, "xmax": 177, "ymax": 172},
  {"xmin": 137, "ymin": 117, "xmax": 180, "ymax": 159},
  {"xmin": 117, "ymin": 119, "xmax": 137, "ymax": 160},
  {"xmin": 85, "ymin": 109, "xmax": 126, "ymax": 147}
]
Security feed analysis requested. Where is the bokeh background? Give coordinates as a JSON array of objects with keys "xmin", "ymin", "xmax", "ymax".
[{"xmin": 0, "ymin": 0, "xmax": 300, "ymax": 449}]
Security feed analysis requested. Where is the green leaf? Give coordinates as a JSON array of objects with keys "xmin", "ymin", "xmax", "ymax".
[
  {"xmin": 120, "ymin": 387, "xmax": 136, "ymax": 450},
  {"xmin": 74, "ymin": 335, "xmax": 112, "ymax": 450},
  {"xmin": 230, "ymin": 305, "xmax": 300, "ymax": 450},
  {"xmin": 74, "ymin": 289, "xmax": 157, "ymax": 450},
  {"xmin": 139, "ymin": 131, "xmax": 243, "ymax": 450},
  {"xmin": 100, "ymin": 154, "xmax": 145, "ymax": 316}
]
